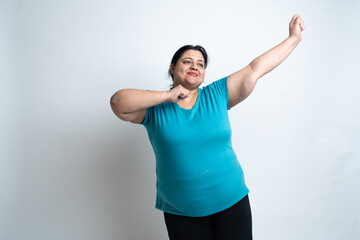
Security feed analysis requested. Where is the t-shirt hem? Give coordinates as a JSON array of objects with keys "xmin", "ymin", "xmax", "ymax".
[{"xmin": 156, "ymin": 189, "xmax": 250, "ymax": 217}]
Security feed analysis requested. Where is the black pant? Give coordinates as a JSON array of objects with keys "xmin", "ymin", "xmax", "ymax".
[{"xmin": 164, "ymin": 195, "xmax": 252, "ymax": 240}]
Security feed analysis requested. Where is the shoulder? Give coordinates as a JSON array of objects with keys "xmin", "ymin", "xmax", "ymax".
[
  {"xmin": 201, "ymin": 77, "xmax": 230, "ymax": 110},
  {"xmin": 202, "ymin": 76, "xmax": 228, "ymax": 98},
  {"xmin": 203, "ymin": 76, "xmax": 228, "ymax": 90}
]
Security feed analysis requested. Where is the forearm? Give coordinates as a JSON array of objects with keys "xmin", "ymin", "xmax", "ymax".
[
  {"xmin": 110, "ymin": 89, "xmax": 170, "ymax": 114},
  {"xmin": 249, "ymin": 36, "xmax": 301, "ymax": 79}
]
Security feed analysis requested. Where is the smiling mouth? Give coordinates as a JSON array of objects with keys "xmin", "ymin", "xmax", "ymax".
[{"xmin": 187, "ymin": 72, "xmax": 198, "ymax": 77}]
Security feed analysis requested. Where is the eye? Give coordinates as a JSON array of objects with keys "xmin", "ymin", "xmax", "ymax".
[
  {"xmin": 198, "ymin": 63, "xmax": 204, "ymax": 68},
  {"xmin": 183, "ymin": 60, "xmax": 191, "ymax": 64}
]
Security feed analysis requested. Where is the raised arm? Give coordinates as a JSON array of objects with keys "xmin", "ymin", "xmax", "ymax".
[
  {"xmin": 110, "ymin": 85, "xmax": 190, "ymax": 123},
  {"xmin": 227, "ymin": 14, "xmax": 305, "ymax": 108}
]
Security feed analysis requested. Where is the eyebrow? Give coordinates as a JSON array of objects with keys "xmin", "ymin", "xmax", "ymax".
[{"xmin": 183, "ymin": 57, "xmax": 204, "ymax": 62}]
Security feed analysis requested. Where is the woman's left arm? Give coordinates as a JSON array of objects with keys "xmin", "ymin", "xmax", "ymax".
[{"xmin": 227, "ymin": 14, "xmax": 305, "ymax": 108}]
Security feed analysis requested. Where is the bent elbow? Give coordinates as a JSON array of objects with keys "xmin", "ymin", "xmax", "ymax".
[
  {"xmin": 110, "ymin": 91, "xmax": 126, "ymax": 120},
  {"xmin": 110, "ymin": 91, "xmax": 120, "ymax": 106}
]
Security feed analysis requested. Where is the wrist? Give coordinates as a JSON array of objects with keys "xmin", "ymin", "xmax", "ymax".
[
  {"xmin": 288, "ymin": 35, "xmax": 302, "ymax": 45},
  {"xmin": 165, "ymin": 89, "xmax": 173, "ymax": 102}
]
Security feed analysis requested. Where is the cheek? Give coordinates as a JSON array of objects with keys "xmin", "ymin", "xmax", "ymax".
[{"xmin": 180, "ymin": 66, "xmax": 189, "ymax": 73}]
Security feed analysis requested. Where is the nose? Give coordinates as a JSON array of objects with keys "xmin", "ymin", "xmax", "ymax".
[{"xmin": 190, "ymin": 63, "xmax": 198, "ymax": 70}]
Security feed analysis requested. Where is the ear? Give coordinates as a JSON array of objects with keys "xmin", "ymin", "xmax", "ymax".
[{"xmin": 169, "ymin": 64, "xmax": 175, "ymax": 74}]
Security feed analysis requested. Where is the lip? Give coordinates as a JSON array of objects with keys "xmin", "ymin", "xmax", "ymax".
[{"xmin": 187, "ymin": 72, "xmax": 199, "ymax": 77}]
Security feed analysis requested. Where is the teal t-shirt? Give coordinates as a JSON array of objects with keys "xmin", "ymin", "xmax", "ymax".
[{"xmin": 141, "ymin": 77, "xmax": 249, "ymax": 217}]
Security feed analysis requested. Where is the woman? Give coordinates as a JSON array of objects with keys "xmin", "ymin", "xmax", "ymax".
[{"xmin": 111, "ymin": 14, "xmax": 305, "ymax": 240}]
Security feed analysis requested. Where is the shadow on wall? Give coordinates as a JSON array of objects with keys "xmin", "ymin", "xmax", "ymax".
[{"xmin": 97, "ymin": 122, "xmax": 164, "ymax": 239}]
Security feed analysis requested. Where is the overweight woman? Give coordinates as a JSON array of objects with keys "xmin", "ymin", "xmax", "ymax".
[{"xmin": 111, "ymin": 14, "xmax": 305, "ymax": 240}]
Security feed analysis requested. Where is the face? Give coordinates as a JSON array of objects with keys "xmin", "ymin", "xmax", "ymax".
[{"xmin": 170, "ymin": 49, "xmax": 205, "ymax": 89}]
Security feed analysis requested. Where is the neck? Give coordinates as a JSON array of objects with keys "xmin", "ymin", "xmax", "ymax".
[{"xmin": 184, "ymin": 88, "xmax": 198, "ymax": 101}]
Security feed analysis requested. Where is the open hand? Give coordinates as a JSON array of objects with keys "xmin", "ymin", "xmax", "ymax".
[{"xmin": 289, "ymin": 14, "xmax": 305, "ymax": 41}]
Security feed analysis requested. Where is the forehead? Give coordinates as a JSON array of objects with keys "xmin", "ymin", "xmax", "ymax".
[{"xmin": 181, "ymin": 49, "xmax": 205, "ymax": 61}]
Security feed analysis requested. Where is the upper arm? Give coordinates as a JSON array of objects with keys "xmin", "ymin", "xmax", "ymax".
[
  {"xmin": 121, "ymin": 109, "xmax": 146, "ymax": 124},
  {"xmin": 110, "ymin": 98, "xmax": 146, "ymax": 124},
  {"xmin": 227, "ymin": 65, "xmax": 259, "ymax": 108}
]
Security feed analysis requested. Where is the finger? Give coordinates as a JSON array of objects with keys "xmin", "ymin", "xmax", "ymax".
[
  {"xmin": 291, "ymin": 14, "xmax": 301, "ymax": 27},
  {"xmin": 179, "ymin": 91, "xmax": 188, "ymax": 98},
  {"xmin": 179, "ymin": 94, "xmax": 188, "ymax": 100},
  {"xmin": 299, "ymin": 19, "xmax": 305, "ymax": 31}
]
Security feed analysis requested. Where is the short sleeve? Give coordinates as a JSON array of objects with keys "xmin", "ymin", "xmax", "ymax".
[
  {"xmin": 138, "ymin": 107, "xmax": 152, "ymax": 126},
  {"xmin": 204, "ymin": 76, "xmax": 230, "ymax": 110}
]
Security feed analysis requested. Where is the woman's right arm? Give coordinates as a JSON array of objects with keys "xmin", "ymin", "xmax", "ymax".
[{"xmin": 110, "ymin": 86, "xmax": 189, "ymax": 123}]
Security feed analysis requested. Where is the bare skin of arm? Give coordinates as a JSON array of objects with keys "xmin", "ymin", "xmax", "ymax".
[
  {"xmin": 227, "ymin": 14, "xmax": 305, "ymax": 108},
  {"xmin": 110, "ymin": 85, "xmax": 190, "ymax": 123}
]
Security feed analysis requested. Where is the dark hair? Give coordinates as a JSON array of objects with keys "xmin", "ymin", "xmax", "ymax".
[{"xmin": 168, "ymin": 45, "xmax": 209, "ymax": 79}]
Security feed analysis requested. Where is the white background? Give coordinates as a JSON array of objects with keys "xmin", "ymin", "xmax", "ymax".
[{"xmin": 1, "ymin": 0, "xmax": 359, "ymax": 239}]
